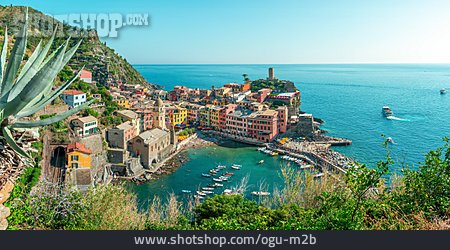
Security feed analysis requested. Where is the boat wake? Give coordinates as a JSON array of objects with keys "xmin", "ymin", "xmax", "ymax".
[{"xmin": 386, "ymin": 116, "xmax": 409, "ymax": 121}]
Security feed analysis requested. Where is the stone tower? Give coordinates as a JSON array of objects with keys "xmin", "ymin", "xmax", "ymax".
[
  {"xmin": 268, "ymin": 67, "xmax": 275, "ymax": 80},
  {"xmin": 153, "ymin": 97, "xmax": 166, "ymax": 129}
]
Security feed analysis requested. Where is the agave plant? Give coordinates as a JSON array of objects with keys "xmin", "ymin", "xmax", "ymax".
[{"xmin": 0, "ymin": 10, "xmax": 93, "ymax": 159}]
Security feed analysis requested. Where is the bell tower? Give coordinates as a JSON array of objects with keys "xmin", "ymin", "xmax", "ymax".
[{"xmin": 153, "ymin": 97, "xmax": 166, "ymax": 129}]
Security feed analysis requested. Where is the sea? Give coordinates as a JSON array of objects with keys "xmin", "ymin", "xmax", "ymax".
[{"xmin": 129, "ymin": 64, "xmax": 450, "ymax": 205}]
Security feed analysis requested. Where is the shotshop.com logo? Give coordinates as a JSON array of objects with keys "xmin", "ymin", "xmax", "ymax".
[{"xmin": 6, "ymin": 13, "xmax": 150, "ymax": 38}]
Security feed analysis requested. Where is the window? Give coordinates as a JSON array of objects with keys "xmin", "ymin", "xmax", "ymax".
[
  {"xmin": 71, "ymin": 155, "xmax": 79, "ymax": 161},
  {"xmin": 72, "ymin": 163, "xmax": 79, "ymax": 168}
]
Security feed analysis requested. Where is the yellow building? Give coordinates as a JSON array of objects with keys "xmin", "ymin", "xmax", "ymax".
[
  {"xmin": 116, "ymin": 99, "xmax": 130, "ymax": 109},
  {"xmin": 200, "ymin": 105, "xmax": 212, "ymax": 127},
  {"xmin": 170, "ymin": 106, "xmax": 188, "ymax": 125},
  {"xmin": 210, "ymin": 106, "xmax": 221, "ymax": 128},
  {"xmin": 67, "ymin": 142, "xmax": 92, "ymax": 169}
]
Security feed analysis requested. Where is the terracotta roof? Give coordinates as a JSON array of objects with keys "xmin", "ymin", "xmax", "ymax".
[
  {"xmin": 80, "ymin": 69, "xmax": 92, "ymax": 79},
  {"xmin": 67, "ymin": 142, "xmax": 92, "ymax": 154},
  {"xmin": 63, "ymin": 90, "xmax": 85, "ymax": 95}
]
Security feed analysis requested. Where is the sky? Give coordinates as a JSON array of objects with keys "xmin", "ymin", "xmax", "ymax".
[{"xmin": 4, "ymin": 0, "xmax": 450, "ymax": 64}]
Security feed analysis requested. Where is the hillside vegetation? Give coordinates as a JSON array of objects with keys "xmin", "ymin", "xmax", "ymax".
[{"xmin": 0, "ymin": 5, "xmax": 153, "ymax": 87}]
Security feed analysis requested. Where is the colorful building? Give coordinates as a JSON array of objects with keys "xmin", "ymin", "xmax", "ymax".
[
  {"xmin": 70, "ymin": 115, "xmax": 99, "ymax": 137},
  {"xmin": 62, "ymin": 90, "xmax": 86, "ymax": 108},
  {"xmin": 116, "ymin": 99, "xmax": 130, "ymax": 109},
  {"xmin": 169, "ymin": 106, "xmax": 188, "ymax": 126},
  {"xmin": 67, "ymin": 142, "xmax": 92, "ymax": 169},
  {"xmin": 79, "ymin": 69, "xmax": 92, "ymax": 83}
]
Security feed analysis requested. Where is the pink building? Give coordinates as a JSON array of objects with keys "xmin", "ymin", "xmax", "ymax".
[
  {"xmin": 277, "ymin": 106, "xmax": 288, "ymax": 133},
  {"xmin": 219, "ymin": 104, "xmax": 237, "ymax": 131},
  {"xmin": 255, "ymin": 88, "xmax": 272, "ymax": 103},
  {"xmin": 225, "ymin": 108, "xmax": 281, "ymax": 143},
  {"xmin": 247, "ymin": 109, "xmax": 279, "ymax": 142}
]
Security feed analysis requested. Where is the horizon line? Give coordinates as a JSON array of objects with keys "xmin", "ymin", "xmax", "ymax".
[{"xmin": 132, "ymin": 62, "xmax": 450, "ymax": 65}]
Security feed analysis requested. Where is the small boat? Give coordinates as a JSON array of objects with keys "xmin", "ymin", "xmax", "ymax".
[
  {"xmin": 213, "ymin": 183, "xmax": 223, "ymax": 187},
  {"xmin": 194, "ymin": 195, "xmax": 204, "ymax": 199},
  {"xmin": 257, "ymin": 147, "xmax": 266, "ymax": 151},
  {"xmin": 213, "ymin": 178, "xmax": 223, "ymax": 182},
  {"xmin": 181, "ymin": 190, "xmax": 191, "ymax": 193},
  {"xmin": 207, "ymin": 183, "xmax": 216, "ymax": 187},
  {"xmin": 251, "ymin": 191, "xmax": 270, "ymax": 196},
  {"xmin": 270, "ymin": 152, "xmax": 279, "ymax": 156},
  {"xmin": 386, "ymin": 137, "xmax": 394, "ymax": 143},
  {"xmin": 203, "ymin": 191, "xmax": 214, "ymax": 194},
  {"xmin": 219, "ymin": 176, "xmax": 229, "ymax": 180},
  {"xmin": 258, "ymin": 160, "xmax": 264, "ymax": 164},
  {"xmin": 196, "ymin": 191, "xmax": 206, "ymax": 196},
  {"xmin": 440, "ymin": 88, "xmax": 446, "ymax": 94},
  {"xmin": 223, "ymin": 172, "xmax": 234, "ymax": 176},
  {"xmin": 313, "ymin": 173, "xmax": 325, "ymax": 178},
  {"xmin": 223, "ymin": 189, "xmax": 233, "ymax": 195},
  {"xmin": 231, "ymin": 165, "xmax": 241, "ymax": 170},
  {"xmin": 217, "ymin": 165, "xmax": 226, "ymax": 169},
  {"xmin": 300, "ymin": 165, "xmax": 313, "ymax": 169},
  {"xmin": 202, "ymin": 187, "xmax": 214, "ymax": 191},
  {"xmin": 202, "ymin": 173, "xmax": 211, "ymax": 177},
  {"xmin": 382, "ymin": 106, "xmax": 394, "ymax": 117}
]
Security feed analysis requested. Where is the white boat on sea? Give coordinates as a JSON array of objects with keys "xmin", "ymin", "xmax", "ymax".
[
  {"xmin": 440, "ymin": 88, "xmax": 446, "ymax": 94},
  {"xmin": 231, "ymin": 165, "xmax": 241, "ymax": 170},
  {"xmin": 258, "ymin": 160, "xmax": 264, "ymax": 164},
  {"xmin": 196, "ymin": 191, "xmax": 206, "ymax": 196},
  {"xmin": 181, "ymin": 190, "xmax": 191, "ymax": 193},
  {"xmin": 251, "ymin": 191, "xmax": 270, "ymax": 196},
  {"xmin": 213, "ymin": 178, "xmax": 224, "ymax": 182},
  {"xmin": 213, "ymin": 183, "xmax": 223, "ymax": 187},
  {"xmin": 382, "ymin": 106, "xmax": 394, "ymax": 117},
  {"xmin": 223, "ymin": 189, "xmax": 233, "ymax": 195},
  {"xmin": 386, "ymin": 137, "xmax": 395, "ymax": 144},
  {"xmin": 217, "ymin": 165, "xmax": 227, "ymax": 169},
  {"xmin": 203, "ymin": 191, "xmax": 214, "ymax": 194},
  {"xmin": 202, "ymin": 187, "xmax": 214, "ymax": 191}
]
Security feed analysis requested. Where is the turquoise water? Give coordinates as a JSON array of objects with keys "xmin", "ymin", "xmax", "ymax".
[
  {"xmin": 130, "ymin": 142, "xmax": 297, "ymax": 207},
  {"xmin": 130, "ymin": 64, "xmax": 450, "ymax": 203}
]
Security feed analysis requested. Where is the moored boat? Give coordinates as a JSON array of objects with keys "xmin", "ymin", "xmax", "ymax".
[
  {"xmin": 202, "ymin": 173, "xmax": 211, "ymax": 177},
  {"xmin": 251, "ymin": 191, "xmax": 270, "ymax": 196},
  {"xmin": 196, "ymin": 191, "xmax": 206, "ymax": 196},
  {"xmin": 181, "ymin": 190, "xmax": 191, "ymax": 193},
  {"xmin": 258, "ymin": 160, "xmax": 264, "ymax": 164},
  {"xmin": 213, "ymin": 178, "xmax": 223, "ymax": 182},
  {"xmin": 202, "ymin": 187, "xmax": 214, "ymax": 191},
  {"xmin": 313, "ymin": 173, "xmax": 325, "ymax": 178},
  {"xmin": 231, "ymin": 165, "xmax": 241, "ymax": 170},
  {"xmin": 440, "ymin": 88, "xmax": 446, "ymax": 94}
]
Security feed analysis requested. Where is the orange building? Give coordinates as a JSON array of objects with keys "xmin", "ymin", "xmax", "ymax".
[{"xmin": 67, "ymin": 142, "xmax": 92, "ymax": 169}]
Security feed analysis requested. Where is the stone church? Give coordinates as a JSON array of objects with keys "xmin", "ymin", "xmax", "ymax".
[{"xmin": 128, "ymin": 98, "xmax": 177, "ymax": 170}]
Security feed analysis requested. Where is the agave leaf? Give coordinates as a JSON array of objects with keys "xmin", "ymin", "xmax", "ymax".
[
  {"xmin": 3, "ymin": 38, "xmax": 68, "ymax": 117},
  {"xmin": 0, "ymin": 11, "xmax": 28, "ymax": 98},
  {"xmin": 7, "ymin": 40, "xmax": 43, "ymax": 101},
  {"xmin": 7, "ymin": 26, "xmax": 58, "ymax": 101},
  {"xmin": 16, "ymin": 67, "xmax": 84, "ymax": 118},
  {"xmin": 17, "ymin": 40, "xmax": 42, "ymax": 80},
  {"xmin": 0, "ymin": 26, "xmax": 8, "ymax": 89},
  {"xmin": 11, "ymin": 99, "xmax": 94, "ymax": 128},
  {"xmin": 2, "ymin": 126, "xmax": 31, "ymax": 158}
]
